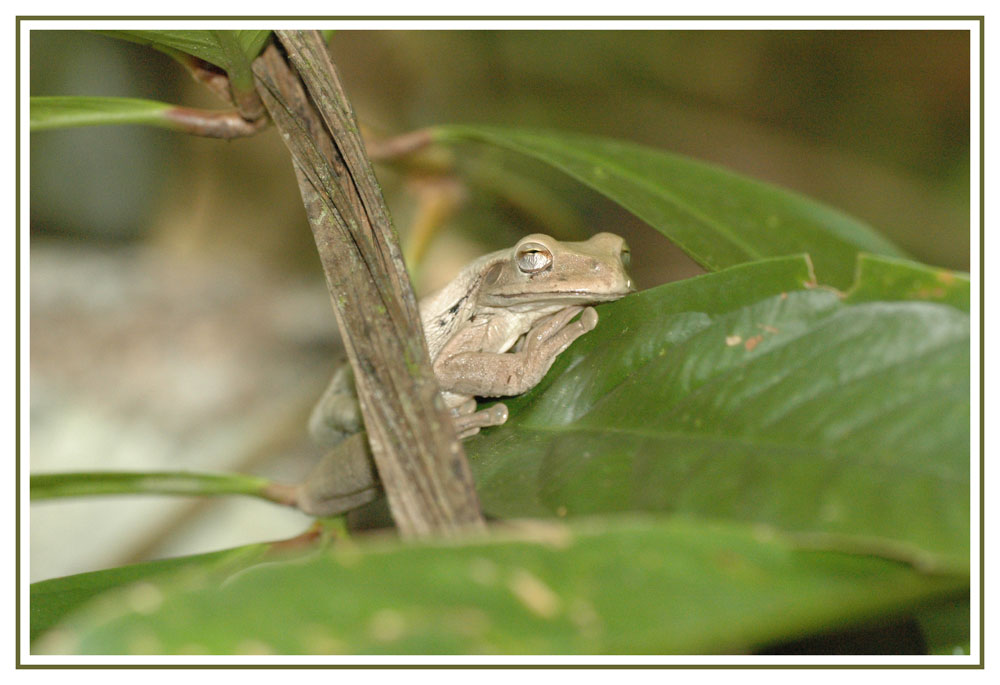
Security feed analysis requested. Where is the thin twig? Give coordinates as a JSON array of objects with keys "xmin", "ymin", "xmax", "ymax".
[
  {"xmin": 364, "ymin": 127, "xmax": 434, "ymax": 161},
  {"xmin": 166, "ymin": 106, "xmax": 269, "ymax": 138}
]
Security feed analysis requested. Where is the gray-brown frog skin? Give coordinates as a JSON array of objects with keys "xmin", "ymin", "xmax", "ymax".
[{"xmin": 308, "ymin": 232, "xmax": 635, "ymax": 446}]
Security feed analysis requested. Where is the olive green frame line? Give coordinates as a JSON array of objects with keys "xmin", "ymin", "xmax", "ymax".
[{"xmin": 14, "ymin": 16, "xmax": 985, "ymax": 669}]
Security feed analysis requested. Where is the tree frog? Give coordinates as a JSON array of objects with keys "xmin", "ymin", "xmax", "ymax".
[{"xmin": 297, "ymin": 232, "xmax": 634, "ymax": 515}]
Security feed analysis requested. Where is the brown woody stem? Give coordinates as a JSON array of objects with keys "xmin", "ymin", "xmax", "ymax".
[{"xmin": 252, "ymin": 34, "xmax": 485, "ymax": 538}]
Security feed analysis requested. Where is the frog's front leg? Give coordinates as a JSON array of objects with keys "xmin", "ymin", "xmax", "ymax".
[{"xmin": 435, "ymin": 305, "xmax": 598, "ymax": 399}]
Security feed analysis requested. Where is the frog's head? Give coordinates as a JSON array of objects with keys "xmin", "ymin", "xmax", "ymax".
[{"xmin": 479, "ymin": 232, "xmax": 635, "ymax": 310}]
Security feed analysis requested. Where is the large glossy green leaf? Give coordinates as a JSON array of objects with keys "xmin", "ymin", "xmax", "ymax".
[
  {"xmin": 98, "ymin": 30, "xmax": 271, "ymax": 71},
  {"xmin": 433, "ymin": 126, "xmax": 906, "ymax": 289},
  {"xmin": 33, "ymin": 516, "xmax": 964, "ymax": 655},
  {"xmin": 846, "ymin": 253, "xmax": 970, "ymax": 313},
  {"xmin": 30, "ymin": 544, "xmax": 267, "ymax": 644},
  {"xmin": 467, "ymin": 255, "xmax": 970, "ymax": 572}
]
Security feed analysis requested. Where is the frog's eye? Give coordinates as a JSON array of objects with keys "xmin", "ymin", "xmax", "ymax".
[
  {"xmin": 620, "ymin": 243, "xmax": 631, "ymax": 268},
  {"xmin": 516, "ymin": 242, "xmax": 553, "ymax": 274}
]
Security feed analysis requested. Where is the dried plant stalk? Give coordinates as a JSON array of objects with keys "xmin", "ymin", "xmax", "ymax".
[{"xmin": 252, "ymin": 34, "xmax": 484, "ymax": 537}]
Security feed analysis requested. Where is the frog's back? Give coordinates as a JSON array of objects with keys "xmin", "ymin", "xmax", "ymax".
[{"xmin": 419, "ymin": 251, "xmax": 506, "ymax": 360}]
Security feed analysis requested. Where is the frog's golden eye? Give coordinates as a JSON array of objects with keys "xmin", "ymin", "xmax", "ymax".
[
  {"xmin": 620, "ymin": 243, "xmax": 631, "ymax": 268},
  {"xmin": 515, "ymin": 242, "xmax": 553, "ymax": 274}
]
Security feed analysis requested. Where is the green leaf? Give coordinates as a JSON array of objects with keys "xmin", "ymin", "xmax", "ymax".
[
  {"xmin": 30, "ymin": 544, "xmax": 267, "ymax": 644},
  {"xmin": 433, "ymin": 126, "xmax": 906, "ymax": 290},
  {"xmin": 847, "ymin": 253, "xmax": 970, "ymax": 313},
  {"xmin": 98, "ymin": 30, "xmax": 271, "ymax": 72},
  {"xmin": 915, "ymin": 597, "xmax": 971, "ymax": 655},
  {"xmin": 33, "ymin": 517, "xmax": 964, "ymax": 655},
  {"xmin": 30, "ymin": 96, "xmax": 175, "ymax": 132},
  {"xmin": 467, "ymin": 255, "xmax": 970, "ymax": 572},
  {"xmin": 207, "ymin": 30, "xmax": 257, "ymax": 99},
  {"xmin": 30, "ymin": 470, "xmax": 276, "ymax": 501}
]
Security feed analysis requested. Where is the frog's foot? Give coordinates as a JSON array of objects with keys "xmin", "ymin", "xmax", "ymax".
[{"xmin": 453, "ymin": 402, "xmax": 508, "ymax": 439}]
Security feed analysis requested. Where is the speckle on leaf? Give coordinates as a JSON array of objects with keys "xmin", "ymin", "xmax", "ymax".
[
  {"xmin": 508, "ymin": 569, "xmax": 561, "ymax": 619},
  {"xmin": 744, "ymin": 334, "xmax": 764, "ymax": 351}
]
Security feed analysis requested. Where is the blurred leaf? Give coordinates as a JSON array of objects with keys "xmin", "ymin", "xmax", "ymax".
[
  {"xmin": 30, "ymin": 96, "xmax": 265, "ymax": 137},
  {"xmin": 915, "ymin": 597, "xmax": 971, "ymax": 655},
  {"xmin": 467, "ymin": 255, "xmax": 970, "ymax": 573},
  {"xmin": 33, "ymin": 517, "xmax": 964, "ymax": 655},
  {"xmin": 30, "ymin": 96, "xmax": 174, "ymax": 131},
  {"xmin": 846, "ymin": 253, "xmax": 970, "ymax": 312},
  {"xmin": 30, "ymin": 544, "xmax": 267, "ymax": 644},
  {"xmin": 433, "ymin": 126, "xmax": 907, "ymax": 289},
  {"xmin": 31, "ymin": 470, "xmax": 275, "ymax": 501},
  {"xmin": 98, "ymin": 30, "xmax": 271, "ymax": 72}
]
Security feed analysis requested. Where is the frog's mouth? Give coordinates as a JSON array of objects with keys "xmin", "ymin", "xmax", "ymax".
[{"xmin": 483, "ymin": 286, "xmax": 634, "ymax": 308}]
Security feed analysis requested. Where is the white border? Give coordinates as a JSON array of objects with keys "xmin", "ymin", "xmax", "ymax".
[{"xmin": 15, "ymin": 14, "xmax": 983, "ymax": 670}]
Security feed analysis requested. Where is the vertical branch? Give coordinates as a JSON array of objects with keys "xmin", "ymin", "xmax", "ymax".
[{"xmin": 252, "ymin": 37, "xmax": 485, "ymax": 537}]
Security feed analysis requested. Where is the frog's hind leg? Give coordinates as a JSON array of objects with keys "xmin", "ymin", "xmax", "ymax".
[
  {"xmin": 294, "ymin": 432, "xmax": 380, "ymax": 517},
  {"xmin": 308, "ymin": 364, "xmax": 362, "ymax": 447}
]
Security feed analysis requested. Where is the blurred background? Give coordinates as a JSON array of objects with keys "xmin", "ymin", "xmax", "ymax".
[{"xmin": 29, "ymin": 29, "xmax": 971, "ymax": 581}]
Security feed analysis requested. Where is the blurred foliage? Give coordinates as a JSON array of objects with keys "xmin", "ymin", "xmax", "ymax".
[
  {"xmin": 30, "ymin": 32, "xmax": 179, "ymax": 240},
  {"xmin": 30, "ymin": 31, "xmax": 312, "ymax": 268},
  {"xmin": 30, "ymin": 29, "xmax": 970, "ymax": 276},
  {"xmin": 96, "ymin": 30, "xmax": 271, "ymax": 71},
  {"xmin": 331, "ymin": 30, "xmax": 970, "ymax": 272},
  {"xmin": 32, "ymin": 517, "xmax": 966, "ymax": 655}
]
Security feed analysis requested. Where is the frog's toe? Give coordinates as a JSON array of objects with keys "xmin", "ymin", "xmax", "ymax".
[
  {"xmin": 457, "ymin": 426, "xmax": 482, "ymax": 440},
  {"xmin": 488, "ymin": 402, "xmax": 509, "ymax": 424},
  {"xmin": 580, "ymin": 306, "xmax": 599, "ymax": 331},
  {"xmin": 452, "ymin": 402, "xmax": 508, "ymax": 439},
  {"xmin": 453, "ymin": 398, "xmax": 478, "ymax": 416}
]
